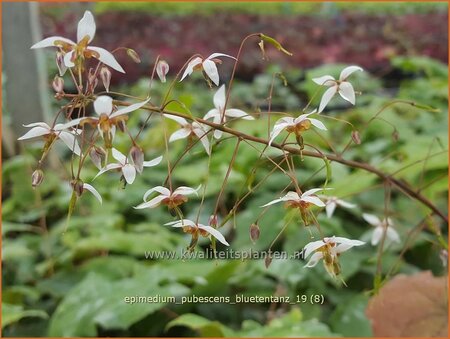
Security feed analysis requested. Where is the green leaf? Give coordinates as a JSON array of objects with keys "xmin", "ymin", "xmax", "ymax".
[
  {"xmin": 166, "ymin": 313, "xmax": 234, "ymax": 337},
  {"xmin": 2, "ymin": 303, "xmax": 48, "ymax": 329},
  {"xmin": 329, "ymin": 295, "xmax": 373, "ymax": 336}
]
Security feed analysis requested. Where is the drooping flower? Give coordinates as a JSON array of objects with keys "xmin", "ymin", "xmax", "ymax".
[
  {"xmin": 312, "ymin": 66, "xmax": 363, "ymax": 113},
  {"xmin": 31, "ymin": 11, "xmax": 125, "ymax": 73},
  {"xmin": 203, "ymin": 85, "xmax": 254, "ymax": 139},
  {"xmin": 262, "ymin": 188, "xmax": 328, "ymax": 208},
  {"xmin": 156, "ymin": 60, "xmax": 169, "ymax": 83},
  {"xmin": 320, "ymin": 196, "xmax": 356, "ymax": 218},
  {"xmin": 135, "ymin": 185, "xmax": 201, "ymax": 210},
  {"xmin": 180, "ymin": 53, "xmax": 236, "ymax": 86},
  {"xmin": 268, "ymin": 110, "xmax": 327, "ymax": 145},
  {"xmin": 18, "ymin": 121, "xmax": 81, "ymax": 155},
  {"xmin": 95, "ymin": 148, "xmax": 162, "ymax": 185},
  {"xmin": 165, "ymin": 219, "xmax": 230, "ymax": 246},
  {"xmin": 164, "ymin": 114, "xmax": 211, "ymax": 154},
  {"xmin": 303, "ymin": 236, "xmax": 365, "ymax": 278},
  {"xmin": 363, "ymin": 213, "xmax": 400, "ymax": 246}
]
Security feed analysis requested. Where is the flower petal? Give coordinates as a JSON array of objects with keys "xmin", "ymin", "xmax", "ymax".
[
  {"xmin": 225, "ymin": 109, "xmax": 254, "ymax": 120},
  {"xmin": 387, "ymin": 227, "xmax": 401, "ymax": 243},
  {"xmin": 122, "ymin": 164, "xmax": 136, "ymax": 184},
  {"xmin": 134, "ymin": 195, "xmax": 166, "ymax": 209},
  {"xmin": 213, "ymin": 84, "xmax": 226, "ymax": 110},
  {"xmin": 111, "ymin": 148, "xmax": 127, "ymax": 164},
  {"xmin": 318, "ymin": 85, "xmax": 338, "ymax": 113},
  {"xmin": 180, "ymin": 57, "xmax": 202, "ymax": 82},
  {"xmin": 338, "ymin": 82, "xmax": 356, "ymax": 105},
  {"xmin": 192, "ymin": 126, "xmax": 211, "ymax": 155},
  {"xmin": 301, "ymin": 195, "xmax": 325, "ymax": 207},
  {"xmin": 371, "ymin": 227, "xmax": 383, "ymax": 246},
  {"xmin": 143, "ymin": 186, "xmax": 171, "ymax": 201},
  {"xmin": 204, "ymin": 108, "xmax": 220, "ymax": 120},
  {"xmin": 363, "ymin": 213, "xmax": 381, "ymax": 227},
  {"xmin": 17, "ymin": 127, "xmax": 50, "ymax": 140},
  {"xmin": 203, "ymin": 59, "xmax": 220, "ymax": 86},
  {"xmin": 77, "ymin": 10, "xmax": 96, "ymax": 43},
  {"xmin": 332, "ymin": 237, "xmax": 365, "ymax": 247},
  {"xmin": 31, "ymin": 36, "xmax": 75, "ymax": 49},
  {"xmin": 109, "ymin": 98, "xmax": 150, "ymax": 118},
  {"xmin": 207, "ymin": 52, "xmax": 236, "ymax": 61},
  {"xmin": 308, "ymin": 118, "xmax": 327, "ymax": 131},
  {"xmin": 325, "ymin": 201, "xmax": 337, "ymax": 218},
  {"xmin": 169, "ymin": 128, "xmax": 191, "ymax": 142},
  {"xmin": 303, "ymin": 240, "xmax": 326, "ymax": 258},
  {"xmin": 268, "ymin": 123, "xmax": 289, "ymax": 146},
  {"xmin": 173, "ymin": 185, "xmax": 201, "ymax": 196},
  {"xmin": 198, "ymin": 224, "xmax": 229, "ymax": 246},
  {"xmin": 304, "ymin": 252, "xmax": 323, "ymax": 267},
  {"xmin": 312, "ymin": 75, "xmax": 335, "ymax": 86},
  {"xmin": 58, "ymin": 131, "xmax": 81, "ymax": 156},
  {"xmin": 164, "ymin": 114, "xmax": 188, "ymax": 126},
  {"xmin": 63, "ymin": 50, "xmax": 76, "ymax": 68},
  {"xmin": 339, "ymin": 65, "xmax": 363, "ymax": 81},
  {"xmin": 165, "ymin": 219, "xmax": 196, "ymax": 228},
  {"xmin": 143, "ymin": 155, "xmax": 163, "ymax": 167},
  {"xmin": 94, "ymin": 95, "xmax": 114, "ymax": 115},
  {"xmin": 88, "ymin": 46, "xmax": 125, "ymax": 73},
  {"xmin": 261, "ymin": 198, "xmax": 284, "ymax": 207},
  {"xmin": 83, "ymin": 183, "xmax": 102, "ymax": 204},
  {"xmin": 94, "ymin": 163, "xmax": 122, "ymax": 179},
  {"xmin": 336, "ymin": 199, "xmax": 356, "ymax": 209},
  {"xmin": 302, "ymin": 188, "xmax": 326, "ymax": 197}
]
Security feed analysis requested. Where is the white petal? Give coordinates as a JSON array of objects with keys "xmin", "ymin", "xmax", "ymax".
[
  {"xmin": 94, "ymin": 95, "xmax": 114, "ymax": 115},
  {"xmin": 169, "ymin": 128, "xmax": 191, "ymax": 142},
  {"xmin": 261, "ymin": 198, "xmax": 284, "ymax": 207},
  {"xmin": 143, "ymin": 186, "xmax": 171, "ymax": 201},
  {"xmin": 63, "ymin": 50, "xmax": 76, "ymax": 68},
  {"xmin": 134, "ymin": 195, "xmax": 166, "ymax": 209},
  {"xmin": 213, "ymin": 129, "xmax": 223, "ymax": 139},
  {"xmin": 268, "ymin": 124, "xmax": 288, "ymax": 146},
  {"xmin": 198, "ymin": 224, "xmax": 229, "ymax": 246},
  {"xmin": 302, "ymin": 188, "xmax": 326, "ymax": 197},
  {"xmin": 31, "ymin": 36, "xmax": 75, "ymax": 49},
  {"xmin": 387, "ymin": 227, "xmax": 400, "ymax": 243},
  {"xmin": 165, "ymin": 219, "xmax": 196, "ymax": 228},
  {"xmin": 363, "ymin": 213, "xmax": 381, "ymax": 227},
  {"xmin": 318, "ymin": 86, "xmax": 338, "ymax": 113},
  {"xmin": 308, "ymin": 118, "xmax": 327, "ymax": 131},
  {"xmin": 213, "ymin": 84, "xmax": 226, "ymax": 110},
  {"xmin": 333, "ymin": 243, "xmax": 356, "ymax": 254},
  {"xmin": 281, "ymin": 191, "xmax": 302, "ymax": 202},
  {"xmin": 111, "ymin": 148, "xmax": 127, "ymax": 164},
  {"xmin": 88, "ymin": 46, "xmax": 125, "ymax": 73},
  {"xmin": 207, "ymin": 53, "xmax": 236, "ymax": 61},
  {"xmin": 303, "ymin": 240, "xmax": 326, "ymax": 259},
  {"xmin": 336, "ymin": 199, "xmax": 356, "ymax": 209},
  {"xmin": 122, "ymin": 164, "xmax": 136, "ymax": 184},
  {"xmin": 203, "ymin": 108, "xmax": 220, "ymax": 120},
  {"xmin": 338, "ymin": 82, "xmax": 356, "ymax": 105},
  {"xmin": 332, "ymin": 237, "xmax": 365, "ymax": 247},
  {"xmin": 83, "ymin": 183, "xmax": 102, "ymax": 204},
  {"xmin": 94, "ymin": 163, "xmax": 122, "ymax": 179},
  {"xmin": 58, "ymin": 131, "xmax": 81, "ymax": 156},
  {"xmin": 22, "ymin": 122, "xmax": 50, "ymax": 128},
  {"xmin": 173, "ymin": 185, "xmax": 201, "ymax": 196},
  {"xmin": 326, "ymin": 202, "xmax": 337, "ymax": 218},
  {"xmin": 339, "ymin": 65, "xmax": 363, "ymax": 81},
  {"xmin": 225, "ymin": 109, "xmax": 254, "ymax": 120},
  {"xmin": 203, "ymin": 59, "xmax": 220, "ymax": 86},
  {"xmin": 312, "ymin": 75, "xmax": 335, "ymax": 86},
  {"xmin": 164, "ymin": 114, "xmax": 188, "ymax": 126},
  {"xmin": 17, "ymin": 127, "xmax": 50, "ymax": 140},
  {"xmin": 301, "ymin": 196, "xmax": 325, "ymax": 207},
  {"xmin": 371, "ymin": 227, "xmax": 383, "ymax": 246},
  {"xmin": 192, "ymin": 127, "xmax": 211, "ymax": 155},
  {"xmin": 143, "ymin": 155, "xmax": 163, "ymax": 167},
  {"xmin": 110, "ymin": 98, "xmax": 150, "ymax": 118},
  {"xmin": 56, "ymin": 118, "xmax": 85, "ymax": 130},
  {"xmin": 180, "ymin": 57, "xmax": 202, "ymax": 82},
  {"xmin": 77, "ymin": 10, "xmax": 96, "ymax": 43},
  {"xmin": 304, "ymin": 252, "xmax": 323, "ymax": 267}
]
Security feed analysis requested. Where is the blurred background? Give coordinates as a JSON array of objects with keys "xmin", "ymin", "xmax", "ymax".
[{"xmin": 2, "ymin": 2, "xmax": 448, "ymax": 337}]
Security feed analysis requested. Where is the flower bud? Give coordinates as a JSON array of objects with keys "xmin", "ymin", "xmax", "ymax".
[
  {"xmin": 100, "ymin": 66, "xmax": 112, "ymax": 92},
  {"xmin": 265, "ymin": 253, "xmax": 273, "ymax": 268},
  {"xmin": 127, "ymin": 48, "xmax": 141, "ymax": 63},
  {"xmin": 392, "ymin": 129, "xmax": 399, "ymax": 142},
  {"xmin": 351, "ymin": 130, "xmax": 361, "ymax": 144},
  {"xmin": 71, "ymin": 179, "xmax": 84, "ymax": 197},
  {"xmin": 52, "ymin": 76, "xmax": 64, "ymax": 93},
  {"xmin": 156, "ymin": 60, "xmax": 169, "ymax": 83},
  {"xmin": 89, "ymin": 146, "xmax": 107, "ymax": 169},
  {"xmin": 209, "ymin": 215, "xmax": 218, "ymax": 227},
  {"xmin": 129, "ymin": 145, "xmax": 144, "ymax": 173},
  {"xmin": 31, "ymin": 169, "xmax": 44, "ymax": 188},
  {"xmin": 249, "ymin": 223, "xmax": 260, "ymax": 243},
  {"xmin": 88, "ymin": 69, "xmax": 98, "ymax": 91},
  {"xmin": 56, "ymin": 52, "xmax": 67, "ymax": 76}
]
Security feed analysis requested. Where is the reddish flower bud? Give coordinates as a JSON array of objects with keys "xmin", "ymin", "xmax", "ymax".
[
  {"xmin": 31, "ymin": 169, "xmax": 44, "ymax": 188},
  {"xmin": 52, "ymin": 76, "xmax": 64, "ymax": 93},
  {"xmin": 156, "ymin": 60, "xmax": 169, "ymax": 83},
  {"xmin": 127, "ymin": 48, "xmax": 141, "ymax": 63},
  {"xmin": 100, "ymin": 66, "xmax": 111, "ymax": 92},
  {"xmin": 351, "ymin": 130, "xmax": 361, "ymax": 144},
  {"xmin": 71, "ymin": 179, "xmax": 84, "ymax": 197},
  {"xmin": 209, "ymin": 215, "xmax": 218, "ymax": 227},
  {"xmin": 129, "ymin": 145, "xmax": 144, "ymax": 173},
  {"xmin": 265, "ymin": 254, "xmax": 273, "ymax": 268},
  {"xmin": 89, "ymin": 146, "xmax": 107, "ymax": 169},
  {"xmin": 56, "ymin": 52, "xmax": 66, "ymax": 76},
  {"xmin": 249, "ymin": 223, "xmax": 260, "ymax": 243}
]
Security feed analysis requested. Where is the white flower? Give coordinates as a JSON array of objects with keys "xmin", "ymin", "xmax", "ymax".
[
  {"xmin": 268, "ymin": 110, "xmax": 327, "ymax": 145},
  {"xmin": 363, "ymin": 213, "xmax": 400, "ymax": 246},
  {"xmin": 82, "ymin": 183, "xmax": 102, "ymax": 204},
  {"xmin": 17, "ymin": 121, "xmax": 81, "ymax": 155},
  {"xmin": 180, "ymin": 53, "xmax": 236, "ymax": 86},
  {"xmin": 165, "ymin": 219, "xmax": 229, "ymax": 246},
  {"xmin": 262, "ymin": 188, "xmax": 329, "ymax": 208},
  {"xmin": 31, "ymin": 11, "xmax": 125, "ymax": 73},
  {"xmin": 312, "ymin": 65, "xmax": 363, "ymax": 113},
  {"xmin": 203, "ymin": 85, "xmax": 254, "ymax": 139},
  {"xmin": 135, "ymin": 185, "xmax": 201, "ymax": 209},
  {"xmin": 95, "ymin": 148, "xmax": 162, "ymax": 185},
  {"xmin": 164, "ymin": 115, "xmax": 211, "ymax": 155},
  {"xmin": 321, "ymin": 196, "xmax": 356, "ymax": 218},
  {"xmin": 303, "ymin": 236, "xmax": 365, "ymax": 278}
]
